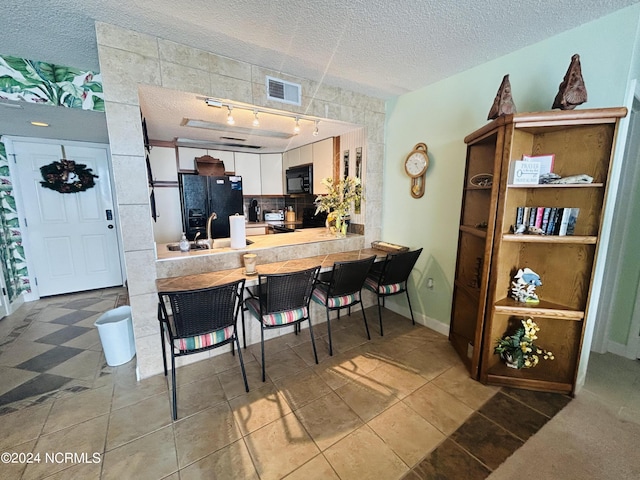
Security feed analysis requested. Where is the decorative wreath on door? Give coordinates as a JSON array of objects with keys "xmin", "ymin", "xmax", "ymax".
[{"xmin": 39, "ymin": 147, "xmax": 99, "ymax": 193}]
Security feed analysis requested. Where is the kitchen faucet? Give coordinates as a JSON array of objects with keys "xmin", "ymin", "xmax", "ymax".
[{"xmin": 203, "ymin": 212, "xmax": 217, "ymax": 248}]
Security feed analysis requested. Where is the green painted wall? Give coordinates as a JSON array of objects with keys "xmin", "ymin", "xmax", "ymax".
[{"xmin": 383, "ymin": 5, "xmax": 640, "ymax": 332}]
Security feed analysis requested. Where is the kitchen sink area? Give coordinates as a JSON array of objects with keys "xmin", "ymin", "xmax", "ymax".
[{"xmin": 166, "ymin": 238, "xmax": 254, "ymax": 251}]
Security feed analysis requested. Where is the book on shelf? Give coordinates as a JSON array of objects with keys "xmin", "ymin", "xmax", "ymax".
[
  {"xmin": 522, "ymin": 154, "xmax": 555, "ymax": 176},
  {"xmin": 540, "ymin": 207, "xmax": 552, "ymax": 232},
  {"xmin": 546, "ymin": 207, "xmax": 559, "ymax": 235},
  {"xmin": 565, "ymin": 208, "xmax": 580, "ymax": 235},
  {"xmin": 534, "ymin": 207, "xmax": 544, "ymax": 228},
  {"xmin": 558, "ymin": 208, "xmax": 571, "ymax": 235},
  {"xmin": 509, "ymin": 160, "xmax": 540, "ymax": 185},
  {"xmin": 516, "ymin": 206, "xmax": 525, "ymax": 226},
  {"xmin": 528, "ymin": 207, "xmax": 537, "ymax": 227}
]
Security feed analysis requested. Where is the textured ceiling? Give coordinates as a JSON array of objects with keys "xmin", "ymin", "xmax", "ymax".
[{"xmin": 0, "ymin": 0, "xmax": 637, "ymax": 145}]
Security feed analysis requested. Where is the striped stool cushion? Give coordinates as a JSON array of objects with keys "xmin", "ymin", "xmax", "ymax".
[
  {"xmin": 245, "ymin": 297, "xmax": 308, "ymax": 326},
  {"xmin": 174, "ymin": 325, "xmax": 234, "ymax": 351},
  {"xmin": 364, "ymin": 277, "xmax": 403, "ymax": 295},
  {"xmin": 312, "ymin": 285, "xmax": 358, "ymax": 308}
]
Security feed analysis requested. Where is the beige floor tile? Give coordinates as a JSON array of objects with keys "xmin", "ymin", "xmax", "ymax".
[
  {"xmin": 294, "ymin": 391, "xmax": 363, "ymax": 451},
  {"xmin": 432, "ymin": 363, "xmax": 500, "ymax": 409},
  {"xmin": 171, "ymin": 355, "xmax": 221, "ymax": 387},
  {"xmin": 32, "ymin": 307, "xmax": 76, "ymax": 323},
  {"xmin": 274, "ymin": 368, "xmax": 332, "ymax": 410},
  {"xmin": 261, "ymin": 347, "xmax": 310, "ymax": 382},
  {"xmin": 335, "ymin": 375, "xmax": 398, "ymax": 422},
  {"xmin": 85, "ymin": 299, "xmax": 120, "ymax": 313},
  {"xmin": 217, "ymin": 361, "xmax": 261, "ymax": 400},
  {"xmin": 111, "ymin": 374, "xmax": 169, "ymax": 411},
  {"xmin": 0, "ymin": 403, "xmax": 52, "ymax": 451},
  {"xmin": 174, "ymin": 401, "xmax": 242, "ymax": 468},
  {"xmin": 179, "ymin": 439, "xmax": 258, "ymax": 480},
  {"xmin": 47, "ymin": 349, "xmax": 103, "ymax": 380},
  {"xmin": 403, "ymin": 382, "xmax": 474, "ymax": 435},
  {"xmin": 394, "ymin": 347, "xmax": 457, "ymax": 381},
  {"xmin": 368, "ymin": 401, "xmax": 445, "ymax": 467},
  {"xmin": 101, "ymin": 425, "xmax": 178, "ymax": 480},
  {"xmin": 175, "ymin": 374, "xmax": 227, "ymax": 419},
  {"xmin": 290, "ymin": 337, "xmax": 332, "ymax": 366},
  {"xmin": 365, "ymin": 361, "xmax": 428, "ymax": 399},
  {"xmin": 73, "ymin": 312, "xmax": 103, "ymax": 329},
  {"xmin": 0, "ymin": 339, "xmax": 55, "ymax": 367},
  {"xmin": 39, "ymin": 461, "xmax": 102, "ymax": 479},
  {"xmin": 324, "ymin": 425, "xmax": 408, "ymax": 480},
  {"xmin": 229, "ymin": 382, "xmax": 292, "ymax": 435},
  {"xmin": 24, "ymin": 415, "xmax": 109, "ymax": 480},
  {"xmin": 106, "ymin": 392, "xmax": 172, "ymax": 450},
  {"xmin": 62, "ymin": 328, "xmax": 101, "ymax": 349},
  {"xmin": 0, "ymin": 439, "xmax": 36, "ymax": 480},
  {"xmin": 247, "ymin": 333, "xmax": 293, "ymax": 360},
  {"xmin": 326, "ymin": 324, "xmax": 370, "ymax": 354},
  {"xmin": 42, "ymin": 384, "xmax": 114, "ymax": 434},
  {"xmin": 17, "ymin": 321, "xmax": 65, "ymax": 342},
  {"xmin": 245, "ymin": 412, "xmax": 320, "ymax": 480},
  {"xmin": 283, "ymin": 454, "xmax": 340, "ymax": 480},
  {"xmin": 0, "ymin": 365, "xmax": 39, "ymax": 396}
]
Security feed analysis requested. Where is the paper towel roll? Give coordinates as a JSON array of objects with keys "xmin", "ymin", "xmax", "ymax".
[{"xmin": 229, "ymin": 214, "xmax": 246, "ymax": 249}]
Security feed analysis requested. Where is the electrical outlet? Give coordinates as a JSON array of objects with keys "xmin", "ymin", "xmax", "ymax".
[{"xmin": 427, "ymin": 278, "xmax": 434, "ymax": 290}]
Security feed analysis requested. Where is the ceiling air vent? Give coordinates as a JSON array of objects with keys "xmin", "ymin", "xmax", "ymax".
[{"xmin": 266, "ymin": 76, "xmax": 301, "ymax": 106}]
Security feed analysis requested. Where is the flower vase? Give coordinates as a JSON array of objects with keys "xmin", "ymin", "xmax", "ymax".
[{"xmin": 501, "ymin": 352, "xmax": 519, "ymax": 369}]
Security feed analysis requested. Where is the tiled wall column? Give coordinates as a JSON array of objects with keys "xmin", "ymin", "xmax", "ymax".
[{"xmin": 96, "ymin": 22, "xmax": 385, "ymax": 379}]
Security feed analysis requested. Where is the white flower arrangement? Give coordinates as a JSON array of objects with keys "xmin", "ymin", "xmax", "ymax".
[
  {"xmin": 494, "ymin": 318, "xmax": 554, "ymax": 369},
  {"xmin": 314, "ymin": 176, "xmax": 362, "ymax": 218}
]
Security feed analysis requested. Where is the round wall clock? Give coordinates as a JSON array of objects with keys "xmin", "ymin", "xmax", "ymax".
[{"xmin": 404, "ymin": 142, "xmax": 429, "ymax": 198}]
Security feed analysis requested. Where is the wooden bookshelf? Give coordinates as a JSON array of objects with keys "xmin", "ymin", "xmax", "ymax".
[{"xmin": 450, "ymin": 107, "xmax": 627, "ymax": 394}]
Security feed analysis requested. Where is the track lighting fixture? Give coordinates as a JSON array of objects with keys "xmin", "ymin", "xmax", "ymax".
[
  {"xmin": 226, "ymin": 106, "xmax": 235, "ymax": 125},
  {"xmin": 252, "ymin": 111, "xmax": 260, "ymax": 127},
  {"xmin": 293, "ymin": 117, "xmax": 300, "ymax": 134},
  {"xmin": 313, "ymin": 120, "xmax": 319, "ymax": 136}
]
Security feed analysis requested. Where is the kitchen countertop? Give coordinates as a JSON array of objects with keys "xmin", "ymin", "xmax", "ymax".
[
  {"xmin": 156, "ymin": 248, "xmax": 387, "ymax": 292},
  {"xmin": 155, "ymin": 226, "xmax": 367, "ymax": 280}
]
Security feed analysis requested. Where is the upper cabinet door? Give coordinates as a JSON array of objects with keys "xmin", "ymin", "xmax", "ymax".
[
  {"xmin": 207, "ymin": 149, "xmax": 235, "ymax": 173},
  {"xmin": 177, "ymin": 147, "xmax": 206, "ymax": 172},
  {"xmin": 260, "ymin": 153, "xmax": 283, "ymax": 195},
  {"xmin": 234, "ymin": 152, "xmax": 261, "ymax": 195},
  {"xmin": 313, "ymin": 138, "xmax": 334, "ymax": 194},
  {"xmin": 148, "ymin": 146, "xmax": 178, "ymax": 182},
  {"xmin": 299, "ymin": 144, "xmax": 313, "ymax": 165}
]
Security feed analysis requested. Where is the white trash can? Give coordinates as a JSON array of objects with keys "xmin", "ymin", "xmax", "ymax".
[{"xmin": 94, "ymin": 306, "xmax": 136, "ymax": 366}]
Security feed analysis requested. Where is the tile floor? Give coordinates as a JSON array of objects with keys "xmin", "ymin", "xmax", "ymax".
[{"xmin": 0, "ymin": 288, "xmax": 576, "ymax": 480}]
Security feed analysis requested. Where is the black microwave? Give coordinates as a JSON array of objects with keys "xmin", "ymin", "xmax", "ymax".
[{"xmin": 286, "ymin": 165, "xmax": 312, "ymax": 194}]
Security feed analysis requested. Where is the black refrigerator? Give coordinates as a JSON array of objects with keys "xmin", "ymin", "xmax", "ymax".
[{"xmin": 179, "ymin": 174, "xmax": 244, "ymax": 240}]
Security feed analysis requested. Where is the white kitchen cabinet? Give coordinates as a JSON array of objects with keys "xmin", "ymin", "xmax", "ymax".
[
  {"xmin": 312, "ymin": 138, "xmax": 334, "ymax": 194},
  {"xmin": 299, "ymin": 144, "xmax": 313, "ymax": 166},
  {"xmin": 283, "ymin": 148, "xmax": 300, "ymax": 170},
  {"xmin": 151, "ymin": 186, "xmax": 183, "ymax": 244},
  {"xmin": 234, "ymin": 152, "xmax": 261, "ymax": 195},
  {"xmin": 177, "ymin": 147, "xmax": 206, "ymax": 172},
  {"xmin": 207, "ymin": 149, "xmax": 235, "ymax": 173},
  {"xmin": 148, "ymin": 146, "xmax": 178, "ymax": 182},
  {"xmin": 260, "ymin": 153, "xmax": 283, "ymax": 195}
]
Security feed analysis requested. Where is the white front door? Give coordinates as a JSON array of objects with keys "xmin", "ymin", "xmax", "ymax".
[{"xmin": 10, "ymin": 140, "xmax": 123, "ymax": 297}]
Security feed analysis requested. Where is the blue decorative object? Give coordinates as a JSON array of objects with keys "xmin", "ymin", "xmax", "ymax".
[{"xmin": 510, "ymin": 268, "xmax": 542, "ymax": 303}]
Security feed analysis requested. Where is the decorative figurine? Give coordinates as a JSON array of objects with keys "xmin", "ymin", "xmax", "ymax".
[
  {"xmin": 488, "ymin": 74, "xmax": 517, "ymax": 120},
  {"xmin": 552, "ymin": 54, "xmax": 587, "ymax": 110},
  {"xmin": 510, "ymin": 268, "xmax": 542, "ymax": 303}
]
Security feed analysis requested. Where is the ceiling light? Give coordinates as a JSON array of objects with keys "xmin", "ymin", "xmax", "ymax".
[
  {"xmin": 205, "ymin": 98, "xmax": 222, "ymax": 107},
  {"xmin": 226, "ymin": 106, "xmax": 235, "ymax": 125},
  {"xmin": 293, "ymin": 117, "xmax": 300, "ymax": 134},
  {"xmin": 252, "ymin": 111, "xmax": 260, "ymax": 127},
  {"xmin": 30, "ymin": 121, "xmax": 49, "ymax": 127},
  {"xmin": 313, "ymin": 120, "xmax": 319, "ymax": 136}
]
